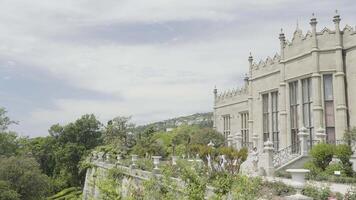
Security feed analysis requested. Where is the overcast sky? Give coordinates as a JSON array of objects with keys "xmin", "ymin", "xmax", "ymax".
[{"xmin": 1, "ymin": 0, "xmax": 355, "ymax": 137}]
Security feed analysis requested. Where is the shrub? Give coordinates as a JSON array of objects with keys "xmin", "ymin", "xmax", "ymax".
[
  {"xmin": 324, "ymin": 163, "xmax": 343, "ymax": 176},
  {"xmin": 263, "ymin": 181, "xmax": 295, "ymax": 196},
  {"xmin": 335, "ymin": 144, "xmax": 353, "ymax": 177},
  {"xmin": 230, "ymin": 176, "xmax": 262, "ymax": 200},
  {"xmin": 310, "ymin": 143, "xmax": 335, "ymax": 170},
  {"xmin": 302, "ymin": 185, "xmax": 331, "ymax": 200},
  {"xmin": 304, "ymin": 161, "xmax": 323, "ymax": 178}
]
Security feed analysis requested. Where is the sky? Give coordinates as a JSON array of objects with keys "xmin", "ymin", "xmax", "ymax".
[{"xmin": 0, "ymin": 0, "xmax": 355, "ymax": 137}]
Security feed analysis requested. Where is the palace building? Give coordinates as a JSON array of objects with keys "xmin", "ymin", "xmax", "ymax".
[{"xmin": 213, "ymin": 13, "xmax": 356, "ymax": 152}]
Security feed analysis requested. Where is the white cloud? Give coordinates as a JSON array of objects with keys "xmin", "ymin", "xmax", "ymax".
[{"xmin": 1, "ymin": 0, "xmax": 355, "ymax": 136}]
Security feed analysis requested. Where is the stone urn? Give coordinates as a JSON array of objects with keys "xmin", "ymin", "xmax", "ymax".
[
  {"xmin": 116, "ymin": 154, "xmax": 122, "ymax": 165},
  {"xmin": 106, "ymin": 153, "xmax": 111, "ymax": 162},
  {"xmin": 131, "ymin": 155, "xmax": 138, "ymax": 168},
  {"xmin": 152, "ymin": 156, "xmax": 162, "ymax": 170},
  {"xmin": 285, "ymin": 169, "xmax": 312, "ymax": 200},
  {"xmin": 172, "ymin": 156, "xmax": 178, "ymax": 166}
]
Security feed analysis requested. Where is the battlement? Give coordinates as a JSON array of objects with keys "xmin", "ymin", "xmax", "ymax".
[
  {"xmin": 251, "ymin": 53, "xmax": 281, "ymax": 72},
  {"xmin": 215, "ymin": 85, "xmax": 248, "ymax": 104},
  {"xmin": 282, "ymin": 16, "xmax": 356, "ymax": 59}
]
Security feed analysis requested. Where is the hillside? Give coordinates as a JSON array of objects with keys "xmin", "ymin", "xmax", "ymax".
[{"xmin": 135, "ymin": 112, "xmax": 213, "ymax": 132}]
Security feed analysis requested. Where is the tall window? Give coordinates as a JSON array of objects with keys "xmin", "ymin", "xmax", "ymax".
[
  {"xmin": 323, "ymin": 75, "xmax": 335, "ymax": 143},
  {"xmin": 262, "ymin": 94, "xmax": 269, "ymax": 142},
  {"xmin": 289, "ymin": 81, "xmax": 299, "ymax": 152},
  {"xmin": 302, "ymin": 78, "xmax": 313, "ymax": 147},
  {"xmin": 223, "ymin": 115, "xmax": 231, "ymax": 144},
  {"xmin": 241, "ymin": 112, "xmax": 249, "ymax": 147},
  {"xmin": 271, "ymin": 91, "xmax": 279, "ymax": 150}
]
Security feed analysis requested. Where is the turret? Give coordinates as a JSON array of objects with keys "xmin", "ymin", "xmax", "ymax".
[
  {"xmin": 279, "ymin": 28, "xmax": 286, "ymax": 59},
  {"xmin": 333, "ymin": 10, "xmax": 342, "ymax": 47},
  {"xmin": 310, "ymin": 13, "xmax": 318, "ymax": 49},
  {"xmin": 213, "ymin": 86, "xmax": 218, "ymax": 101},
  {"xmin": 248, "ymin": 53, "xmax": 253, "ymax": 78}
]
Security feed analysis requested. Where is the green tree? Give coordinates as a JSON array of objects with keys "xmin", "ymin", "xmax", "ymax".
[
  {"xmin": 103, "ymin": 116, "xmax": 135, "ymax": 146},
  {"xmin": 24, "ymin": 137, "xmax": 57, "ymax": 177},
  {"xmin": 0, "ymin": 180, "xmax": 20, "ymax": 200},
  {"xmin": 0, "ymin": 107, "xmax": 17, "ymax": 132},
  {"xmin": 0, "ymin": 132, "xmax": 20, "ymax": 156},
  {"xmin": 0, "ymin": 156, "xmax": 51, "ymax": 200}
]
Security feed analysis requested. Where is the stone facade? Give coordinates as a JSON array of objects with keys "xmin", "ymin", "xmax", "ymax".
[{"xmin": 213, "ymin": 13, "xmax": 356, "ymax": 152}]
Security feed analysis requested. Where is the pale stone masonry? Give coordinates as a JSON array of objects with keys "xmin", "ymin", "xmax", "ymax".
[{"xmin": 213, "ymin": 13, "xmax": 356, "ymax": 152}]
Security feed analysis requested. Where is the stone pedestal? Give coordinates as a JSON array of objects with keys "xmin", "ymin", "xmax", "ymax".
[
  {"xmin": 298, "ymin": 127, "xmax": 309, "ymax": 156},
  {"xmin": 259, "ymin": 141, "xmax": 274, "ymax": 177},
  {"xmin": 285, "ymin": 169, "xmax": 312, "ymax": 200},
  {"xmin": 131, "ymin": 155, "xmax": 138, "ymax": 169}
]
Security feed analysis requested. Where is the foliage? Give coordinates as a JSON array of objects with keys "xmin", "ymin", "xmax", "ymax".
[
  {"xmin": 178, "ymin": 161, "xmax": 207, "ymax": 200},
  {"xmin": 0, "ymin": 180, "xmax": 20, "ymax": 200},
  {"xmin": 309, "ymin": 143, "xmax": 335, "ymax": 170},
  {"xmin": 263, "ymin": 181, "xmax": 295, "ymax": 196},
  {"xmin": 344, "ymin": 186, "xmax": 356, "ymax": 200},
  {"xmin": 302, "ymin": 185, "xmax": 331, "ymax": 200},
  {"xmin": 0, "ymin": 132, "xmax": 21, "ymax": 157},
  {"xmin": 0, "ymin": 107, "xmax": 17, "ymax": 132},
  {"xmin": 0, "ymin": 156, "xmax": 52, "ymax": 200},
  {"xmin": 211, "ymin": 172, "xmax": 234, "ymax": 198},
  {"xmin": 132, "ymin": 127, "xmax": 167, "ymax": 158},
  {"xmin": 344, "ymin": 127, "xmax": 356, "ymax": 142},
  {"xmin": 335, "ymin": 144, "xmax": 353, "ymax": 176},
  {"xmin": 103, "ymin": 116, "xmax": 135, "ymax": 147},
  {"xmin": 229, "ymin": 175, "xmax": 262, "ymax": 200},
  {"xmin": 47, "ymin": 187, "xmax": 82, "ymax": 200}
]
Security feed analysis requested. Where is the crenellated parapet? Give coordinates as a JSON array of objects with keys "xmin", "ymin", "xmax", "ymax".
[
  {"xmin": 251, "ymin": 54, "xmax": 280, "ymax": 70},
  {"xmin": 281, "ymin": 14, "xmax": 356, "ymax": 59},
  {"xmin": 215, "ymin": 85, "xmax": 248, "ymax": 106}
]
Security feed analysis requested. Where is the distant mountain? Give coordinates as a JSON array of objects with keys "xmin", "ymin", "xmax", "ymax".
[{"xmin": 135, "ymin": 112, "xmax": 213, "ymax": 132}]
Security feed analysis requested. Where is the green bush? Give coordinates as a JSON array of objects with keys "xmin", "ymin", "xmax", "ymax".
[
  {"xmin": 324, "ymin": 163, "xmax": 343, "ymax": 176},
  {"xmin": 263, "ymin": 181, "xmax": 295, "ymax": 196},
  {"xmin": 304, "ymin": 161, "xmax": 323, "ymax": 178},
  {"xmin": 335, "ymin": 144, "xmax": 353, "ymax": 177},
  {"xmin": 302, "ymin": 185, "xmax": 331, "ymax": 200},
  {"xmin": 310, "ymin": 143, "xmax": 335, "ymax": 170}
]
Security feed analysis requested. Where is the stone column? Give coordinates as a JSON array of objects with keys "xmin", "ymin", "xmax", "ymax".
[
  {"xmin": 333, "ymin": 13, "xmax": 348, "ymax": 140},
  {"xmin": 213, "ymin": 87, "xmax": 218, "ymax": 130},
  {"xmin": 248, "ymin": 54, "xmax": 254, "ymax": 143},
  {"xmin": 298, "ymin": 127, "xmax": 309, "ymax": 156},
  {"xmin": 279, "ymin": 30, "xmax": 288, "ymax": 149},
  {"xmin": 235, "ymin": 132, "xmax": 243, "ymax": 150},
  {"xmin": 316, "ymin": 127, "xmax": 326, "ymax": 143},
  {"xmin": 252, "ymin": 134, "xmax": 259, "ymax": 149},
  {"xmin": 259, "ymin": 141, "xmax": 275, "ymax": 177},
  {"xmin": 310, "ymin": 15, "xmax": 324, "ymax": 138}
]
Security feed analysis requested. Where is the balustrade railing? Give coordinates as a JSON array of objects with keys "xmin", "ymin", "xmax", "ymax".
[{"xmin": 272, "ymin": 141, "xmax": 301, "ymax": 168}]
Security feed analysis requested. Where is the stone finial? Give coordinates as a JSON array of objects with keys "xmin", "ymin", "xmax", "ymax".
[
  {"xmin": 310, "ymin": 13, "xmax": 317, "ymax": 26},
  {"xmin": 248, "ymin": 52, "xmax": 253, "ymax": 64},
  {"xmin": 279, "ymin": 28, "xmax": 285, "ymax": 42},
  {"xmin": 333, "ymin": 10, "xmax": 341, "ymax": 24}
]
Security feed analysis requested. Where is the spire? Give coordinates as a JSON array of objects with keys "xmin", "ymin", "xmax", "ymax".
[
  {"xmin": 333, "ymin": 9, "xmax": 341, "ymax": 24},
  {"xmin": 248, "ymin": 52, "xmax": 253, "ymax": 77},
  {"xmin": 279, "ymin": 28, "xmax": 286, "ymax": 41},
  {"xmin": 310, "ymin": 13, "xmax": 317, "ymax": 27},
  {"xmin": 213, "ymin": 86, "xmax": 218, "ymax": 97}
]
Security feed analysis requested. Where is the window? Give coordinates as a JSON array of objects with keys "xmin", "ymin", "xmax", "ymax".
[
  {"xmin": 223, "ymin": 115, "xmax": 231, "ymax": 144},
  {"xmin": 302, "ymin": 78, "xmax": 313, "ymax": 147},
  {"xmin": 241, "ymin": 113, "xmax": 249, "ymax": 147},
  {"xmin": 271, "ymin": 91, "xmax": 279, "ymax": 150},
  {"xmin": 323, "ymin": 75, "xmax": 335, "ymax": 143},
  {"xmin": 262, "ymin": 94, "xmax": 269, "ymax": 142},
  {"xmin": 289, "ymin": 81, "xmax": 299, "ymax": 153}
]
